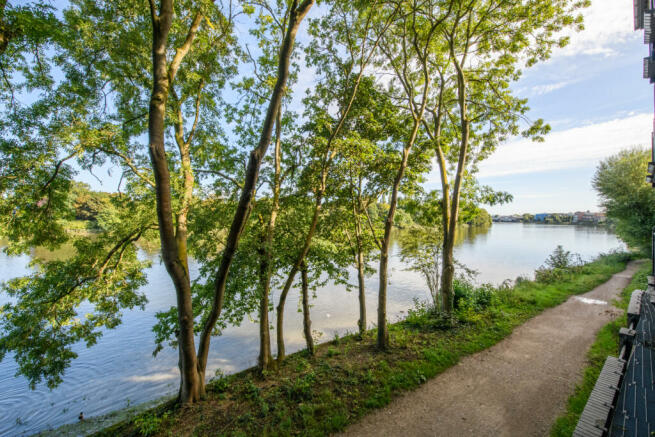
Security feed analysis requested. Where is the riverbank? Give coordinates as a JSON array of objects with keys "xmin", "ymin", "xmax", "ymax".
[
  {"xmin": 73, "ymin": 252, "xmax": 635, "ymax": 437},
  {"xmin": 549, "ymin": 260, "xmax": 651, "ymax": 436}
]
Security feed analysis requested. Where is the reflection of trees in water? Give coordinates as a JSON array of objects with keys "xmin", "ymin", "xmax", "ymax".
[
  {"xmin": 454, "ymin": 224, "xmax": 491, "ymax": 246},
  {"xmin": 395, "ymin": 223, "xmax": 492, "ymax": 252},
  {"xmin": 22, "ymin": 224, "xmax": 492, "ymax": 268},
  {"xmin": 26, "ymin": 238, "xmax": 161, "ymax": 263}
]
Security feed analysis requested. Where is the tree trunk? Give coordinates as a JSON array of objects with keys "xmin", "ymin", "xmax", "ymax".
[
  {"xmin": 257, "ymin": 241, "xmax": 273, "ymax": 370},
  {"xmin": 196, "ymin": 0, "xmax": 314, "ymax": 382},
  {"xmin": 377, "ymin": 108, "xmax": 426, "ymax": 349},
  {"xmin": 377, "ymin": 147, "xmax": 410, "ymax": 350},
  {"xmin": 356, "ymin": 248, "xmax": 366, "ymax": 336},
  {"xmin": 257, "ymin": 110, "xmax": 282, "ymax": 372},
  {"xmin": 441, "ymin": 43, "xmax": 470, "ymax": 315},
  {"xmin": 301, "ymin": 262, "xmax": 314, "ymax": 355},
  {"xmin": 353, "ymin": 202, "xmax": 366, "ymax": 336},
  {"xmin": 276, "ymin": 189, "xmax": 323, "ymax": 363},
  {"xmin": 441, "ymin": 236, "xmax": 455, "ymax": 313},
  {"xmin": 147, "ymin": 0, "xmax": 201, "ymax": 403}
]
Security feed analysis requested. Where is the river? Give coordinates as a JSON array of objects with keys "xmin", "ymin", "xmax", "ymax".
[{"xmin": 0, "ymin": 223, "xmax": 624, "ymax": 436}]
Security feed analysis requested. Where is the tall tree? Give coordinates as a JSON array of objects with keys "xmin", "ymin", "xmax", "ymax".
[
  {"xmin": 146, "ymin": 0, "xmax": 209, "ymax": 404},
  {"xmin": 374, "ymin": 0, "xmax": 452, "ymax": 349},
  {"xmin": 274, "ymin": 0, "xmax": 399, "ymax": 362},
  {"xmin": 422, "ymin": 0, "xmax": 583, "ymax": 313},
  {"xmin": 195, "ymin": 0, "xmax": 314, "ymax": 383}
]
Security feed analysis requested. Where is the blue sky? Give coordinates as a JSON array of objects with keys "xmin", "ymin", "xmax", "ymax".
[
  {"xmin": 73, "ymin": 1, "xmax": 652, "ymax": 215},
  {"xmin": 430, "ymin": 0, "xmax": 654, "ymax": 215}
]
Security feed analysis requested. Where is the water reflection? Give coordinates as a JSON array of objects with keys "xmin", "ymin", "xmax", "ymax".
[{"xmin": 0, "ymin": 223, "xmax": 624, "ymax": 436}]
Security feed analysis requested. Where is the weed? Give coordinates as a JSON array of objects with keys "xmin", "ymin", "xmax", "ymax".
[{"xmin": 134, "ymin": 412, "xmax": 168, "ymax": 436}]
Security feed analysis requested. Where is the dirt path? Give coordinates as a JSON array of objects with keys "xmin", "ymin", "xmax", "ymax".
[{"xmin": 339, "ymin": 261, "xmax": 643, "ymax": 437}]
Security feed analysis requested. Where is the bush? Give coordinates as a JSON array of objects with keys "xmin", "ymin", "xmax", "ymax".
[
  {"xmin": 535, "ymin": 246, "xmax": 583, "ymax": 283},
  {"xmin": 544, "ymin": 245, "xmax": 581, "ymax": 270},
  {"xmin": 453, "ymin": 279, "xmax": 494, "ymax": 311},
  {"xmin": 404, "ymin": 299, "xmax": 457, "ymax": 330},
  {"xmin": 535, "ymin": 267, "xmax": 568, "ymax": 283},
  {"xmin": 453, "ymin": 279, "xmax": 475, "ymax": 309}
]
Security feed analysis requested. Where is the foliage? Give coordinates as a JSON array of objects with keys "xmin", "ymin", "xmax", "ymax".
[
  {"xmin": 453, "ymin": 279, "xmax": 494, "ymax": 312},
  {"xmin": 69, "ymin": 182, "xmax": 111, "ymax": 222},
  {"xmin": 535, "ymin": 245, "xmax": 583, "ymax": 283},
  {"xmin": 399, "ymin": 225, "xmax": 444, "ymax": 309},
  {"xmin": 593, "ymin": 147, "xmax": 655, "ymax": 253},
  {"xmin": 466, "ymin": 208, "xmax": 491, "ymax": 227},
  {"xmin": 134, "ymin": 412, "xmax": 169, "ymax": 437}
]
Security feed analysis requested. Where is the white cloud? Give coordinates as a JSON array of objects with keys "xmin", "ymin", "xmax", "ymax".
[
  {"xmin": 529, "ymin": 80, "xmax": 573, "ymax": 96},
  {"xmin": 555, "ymin": 0, "xmax": 639, "ymax": 58},
  {"xmin": 477, "ymin": 113, "xmax": 652, "ymax": 178}
]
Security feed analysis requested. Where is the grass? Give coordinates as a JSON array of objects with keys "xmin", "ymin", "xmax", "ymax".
[
  {"xmin": 549, "ymin": 259, "xmax": 650, "ymax": 437},
  {"xmin": 93, "ymin": 251, "xmax": 635, "ymax": 437}
]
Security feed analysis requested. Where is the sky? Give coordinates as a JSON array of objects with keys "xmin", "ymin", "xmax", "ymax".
[
  {"xmin": 70, "ymin": 1, "xmax": 653, "ymax": 216},
  {"xmin": 428, "ymin": 0, "xmax": 654, "ymax": 215}
]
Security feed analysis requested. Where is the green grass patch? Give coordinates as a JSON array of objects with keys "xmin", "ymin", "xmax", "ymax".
[
  {"xmin": 94, "ymin": 252, "xmax": 635, "ymax": 437},
  {"xmin": 549, "ymin": 260, "xmax": 650, "ymax": 437}
]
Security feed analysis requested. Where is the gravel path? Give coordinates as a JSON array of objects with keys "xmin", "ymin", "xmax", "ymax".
[{"xmin": 338, "ymin": 261, "xmax": 643, "ymax": 437}]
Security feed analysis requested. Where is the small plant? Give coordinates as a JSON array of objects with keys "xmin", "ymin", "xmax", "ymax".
[
  {"xmin": 243, "ymin": 378, "xmax": 261, "ymax": 401},
  {"xmin": 295, "ymin": 357, "xmax": 311, "ymax": 372},
  {"xmin": 281, "ymin": 372, "xmax": 316, "ymax": 401},
  {"xmin": 134, "ymin": 412, "xmax": 168, "ymax": 436},
  {"xmin": 210, "ymin": 368, "xmax": 230, "ymax": 393}
]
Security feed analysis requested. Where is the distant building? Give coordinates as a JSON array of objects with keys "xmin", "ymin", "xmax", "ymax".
[
  {"xmin": 572, "ymin": 211, "xmax": 605, "ymax": 224},
  {"xmin": 534, "ymin": 213, "xmax": 549, "ymax": 222},
  {"xmin": 492, "ymin": 215, "xmax": 521, "ymax": 223}
]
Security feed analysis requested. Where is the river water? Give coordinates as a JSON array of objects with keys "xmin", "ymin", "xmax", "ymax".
[{"xmin": 0, "ymin": 223, "xmax": 624, "ymax": 436}]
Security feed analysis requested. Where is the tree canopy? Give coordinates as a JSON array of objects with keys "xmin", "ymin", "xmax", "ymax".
[{"xmin": 593, "ymin": 147, "xmax": 655, "ymax": 253}]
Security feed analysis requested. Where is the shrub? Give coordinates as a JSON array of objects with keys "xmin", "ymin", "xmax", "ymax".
[
  {"xmin": 535, "ymin": 246, "xmax": 583, "ymax": 283},
  {"xmin": 453, "ymin": 279, "xmax": 475, "ymax": 309},
  {"xmin": 404, "ymin": 299, "xmax": 457, "ymax": 330},
  {"xmin": 544, "ymin": 245, "xmax": 581, "ymax": 269},
  {"xmin": 454, "ymin": 279, "xmax": 494, "ymax": 311}
]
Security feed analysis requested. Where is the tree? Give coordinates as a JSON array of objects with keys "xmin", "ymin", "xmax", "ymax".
[
  {"xmin": 69, "ymin": 182, "xmax": 111, "ymax": 222},
  {"xmin": 422, "ymin": 0, "xmax": 584, "ymax": 314},
  {"xmin": 0, "ymin": 0, "xmax": 313, "ymax": 403},
  {"xmin": 373, "ymin": 0, "xmax": 452, "ymax": 349},
  {"xmin": 274, "ymin": 0, "xmax": 399, "ymax": 363},
  {"xmin": 150, "ymin": 0, "xmax": 315, "ymax": 398},
  {"xmin": 593, "ymin": 147, "xmax": 655, "ymax": 252}
]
